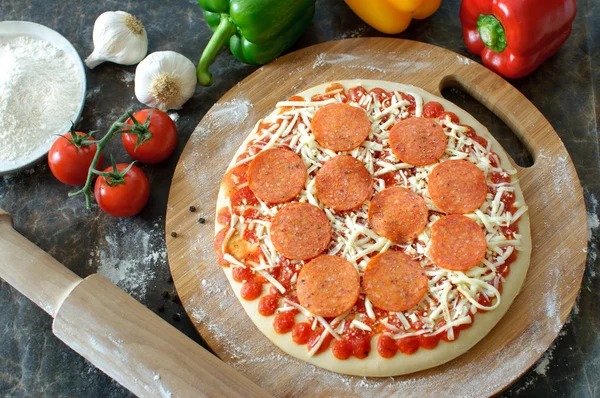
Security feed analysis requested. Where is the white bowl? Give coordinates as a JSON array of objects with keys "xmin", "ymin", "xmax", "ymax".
[{"xmin": 0, "ymin": 21, "xmax": 87, "ymax": 175}]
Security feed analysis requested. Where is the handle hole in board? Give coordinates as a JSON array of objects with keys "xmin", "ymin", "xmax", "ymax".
[{"xmin": 439, "ymin": 79, "xmax": 534, "ymax": 168}]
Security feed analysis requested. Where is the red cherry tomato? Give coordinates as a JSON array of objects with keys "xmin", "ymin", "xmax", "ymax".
[
  {"xmin": 94, "ymin": 164, "xmax": 150, "ymax": 217},
  {"xmin": 48, "ymin": 132, "xmax": 103, "ymax": 186},
  {"xmin": 121, "ymin": 109, "xmax": 177, "ymax": 164}
]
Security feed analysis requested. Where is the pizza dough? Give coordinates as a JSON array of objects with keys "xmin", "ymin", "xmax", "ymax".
[{"xmin": 213, "ymin": 80, "xmax": 531, "ymax": 377}]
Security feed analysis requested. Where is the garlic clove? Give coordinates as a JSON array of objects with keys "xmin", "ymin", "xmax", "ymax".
[
  {"xmin": 85, "ymin": 11, "xmax": 148, "ymax": 69},
  {"xmin": 135, "ymin": 51, "xmax": 197, "ymax": 111}
]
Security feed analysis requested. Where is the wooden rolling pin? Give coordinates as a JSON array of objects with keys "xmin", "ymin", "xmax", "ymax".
[{"xmin": 0, "ymin": 207, "xmax": 270, "ymax": 398}]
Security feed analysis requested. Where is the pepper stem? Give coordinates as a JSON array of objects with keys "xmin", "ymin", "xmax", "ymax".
[
  {"xmin": 197, "ymin": 15, "xmax": 237, "ymax": 86},
  {"xmin": 477, "ymin": 15, "xmax": 507, "ymax": 53}
]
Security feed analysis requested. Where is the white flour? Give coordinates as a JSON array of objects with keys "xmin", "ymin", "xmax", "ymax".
[
  {"xmin": 0, "ymin": 35, "xmax": 82, "ymax": 163},
  {"xmin": 92, "ymin": 218, "xmax": 166, "ymax": 300}
]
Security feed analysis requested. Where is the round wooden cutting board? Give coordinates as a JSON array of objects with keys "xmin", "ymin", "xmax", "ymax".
[{"xmin": 165, "ymin": 39, "xmax": 587, "ymax": 397}]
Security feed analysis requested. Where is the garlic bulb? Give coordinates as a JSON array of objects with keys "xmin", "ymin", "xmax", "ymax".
[
  {"xmin": 134, "ymin": 51, "xmax": 197, "ymax": 111},
  {"xmin": 85, "ymin": 11, "xmax": 148, "ymax": 69}
]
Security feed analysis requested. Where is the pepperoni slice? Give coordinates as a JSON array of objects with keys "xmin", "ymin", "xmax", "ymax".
[
  {"xmin": 297, "ymin": 255, "xmax": 360, "ymax": 317},
  {"xmin": 270, "ymin": 202, "xmax": 332, "ymax": 260},
  {"xmin": 248, "ymin": 148, "xmax": 307, "ymax": 204},
  {"xmin": 368, "ymin": 186, "xmax": 429, "ymax": 244},
  {"xmin": 428, "ymin": 160, "xmax": 487, "ymax": 214},
  {"xmin": 311, "ymin": 103, "xmax": 371, "ymax": 152},
  {"xmin": 389, "ymin": 117, "xmax": 447, "ymax": 166},
  {"xmin": 363, "ymin": 251, "xmax": 427, "ymax": 312},
  {"xmin": 315, "ymin": 155, "xmax": 373, "ymax": 211},
  {"xmin": 429, "ymin": 214, "xmax": 487, "ymax": 271}
]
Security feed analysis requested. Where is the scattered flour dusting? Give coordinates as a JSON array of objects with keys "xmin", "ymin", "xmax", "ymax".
[
  {"xmin": 542, "ymin": 264, "xmax": 562, "ymax": 335},
  {"xmin": 550, "ymin": 155, "xmax": 571, "ymax": 195},
  {"xmin": 312, "ymin": 53, "xmax": 361, "ymax": 69},
  {"xmin": 153, "ymin": 373, "xmax": 172, "ymax": 398},
  {"xmin": 338, "ymin": 27, "xmax": 368, "ymax": 39},
  {"xmin": 312, "ymin": 52, "xmax": 431, "ymax": 74},
  {"xmin": 179, "ymin": 95, "xmax": 252, "ymax": 188},
  {"xmin": 586, "ymin": 192, "xmax": 598, "ymax": 276},
  {"xmin": 205, "ymin": 98, "xmax": 252, "ymax": 130},
  {"xmin": 86, "ymin": 86, "xmax": 101, "ymax": 99},
  {"xmin": 456, "ymin": 55, "xmax": 472, "ymax": 65},
  {"xmin": 587, "ymin": 193, "xmax": 599, "ymax": 240},
  {"xmin": 514, "ymin": 377, "xmax": 536, "ymax": 394},
  {"xmin": 93, "ymin": 218, "xmax": 166, "ymax": 300},
  {"xmin": 119, "ymin": 70, "xmax": 135, "ymax": 85},
  {"xmin": 534, "ymin": 350, "xmax": 553, "ymax": 376}
]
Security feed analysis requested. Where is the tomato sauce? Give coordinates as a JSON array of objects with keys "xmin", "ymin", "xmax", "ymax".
[
  {"xmin": 423, "ymin": 101, "xmax": 444, "ymax": 118},
  {"xmin": 348, "ymin": 86, "xmax": 368, "ymax": 104},
  {"xmin": 218, "ymin": 84, "xmax": 523, "ymax": 360},
  {"xmin": 232, "ymin": 266, "xmax": 254, "ymax": 283},
  {"xmin": 240, "ymin": 281, "xmax": 262, "ymax": 301},
  {"xmin": 230, "ymin": 186, "xmax": 259, "ymax": 206},
  {"xmin": 380, "ymin": 171, "xmax": 398, "ymax": 188},
  {"xmin": 213, "ymin": 228, "xmax": 229, "ymax": 266},
  {"xmin": 258, "ymin": 295, "xmax": 279, "ymax": 316},
  {"xmin": 400, "ymin": 93, "xmax": 416, "ymax": 113},
  {"xmin": 440, "ymin": 111, "xmax": 459, "ymax": 124},
  {"xmin": 332, "ymin": 339, "xmax": 352, "ymax": 360},
  {"xmin": 307, "ymin": 329, "xmax": 333, "ymax": 355},
  {"xmin": 491, "ymin": 171, "xmax": 511, "ymax": 185},
  {"xmin": 279, "ymin": 95, "xmax": 305, "ymax": 114},
  {"xmin": 463, "ymin": 126, "xmax": 489, "ymax": 148},
  {"xmin": 292, "ymin": 322, "xmax": 312, "ymax": 344},
  {"xmin": 273, "ymin": 311, "xmax": 295, "ymax": 334},
  {"xmin": 376, "ymin": 335, "xmax": 398, "ymax": 358},
  {"xmin": 398, "ymin": 336, "xmax": 419, "ymax": 355},
  {"xmin": 217, "ymin": 207, "xmax": 231, "ymax": 226}
]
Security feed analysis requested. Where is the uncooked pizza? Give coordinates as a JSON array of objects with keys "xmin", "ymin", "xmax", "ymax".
[{"xmin": 213, "ymin": 80, "xmax": 531, "ymax": 376}]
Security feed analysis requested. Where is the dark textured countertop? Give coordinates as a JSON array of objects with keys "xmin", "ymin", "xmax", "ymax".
[{"xmin": 0, "ymin": 0, "xmax": 598, "ymax": 396}]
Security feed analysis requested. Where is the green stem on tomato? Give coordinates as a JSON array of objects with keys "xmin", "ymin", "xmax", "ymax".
[{"xmin": 68, "ymin": 111, "xmax": 132, "ymax": 209}]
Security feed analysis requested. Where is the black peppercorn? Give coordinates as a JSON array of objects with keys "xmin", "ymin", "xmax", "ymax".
[
  {"xmin": 161, "ymin": 291, "xmax": 169, "ymax": 299},
  {"xmin": 198, "ymin": 217, "xmax": 206, "ymax": 224},
  {"xmin": 189, "ymin": 205, "xmax": 197, "ymax": 212},
  {"xmin": 170, "ymin": 231, "xmax": 177, "ymax": 238}
]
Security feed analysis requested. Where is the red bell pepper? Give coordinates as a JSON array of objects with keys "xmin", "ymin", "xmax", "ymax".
[{"xmin": 460, "ymin": 0, "xmax": 576, "ymax": 79}]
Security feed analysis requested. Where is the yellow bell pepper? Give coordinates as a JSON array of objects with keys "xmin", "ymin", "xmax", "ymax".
[{"xmin": 344, "ymin": 0, "xmax": 441, "ymax": 34}]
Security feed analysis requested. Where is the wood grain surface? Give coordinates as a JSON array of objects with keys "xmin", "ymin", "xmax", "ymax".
[
  {"xmin": 165, "ymin": 39, "xmax": 588, "ymax": 397},
  {"xmin": 53, "ymin": 274, "xmax": 269, "ymax": 398},
  {"xmin": 0, "ymin": 207, "xmax": 81, "ymax": 317}
]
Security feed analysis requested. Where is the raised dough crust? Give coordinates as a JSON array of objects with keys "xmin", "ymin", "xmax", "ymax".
[{"xmin": 214, "ymin": 80, "xmax": 532, "ymax": 377}]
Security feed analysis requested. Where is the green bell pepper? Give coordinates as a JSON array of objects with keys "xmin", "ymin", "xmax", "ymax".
[{"xmin": 197, "ymin": 0, "xmax": 316, "ymax": 86}]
